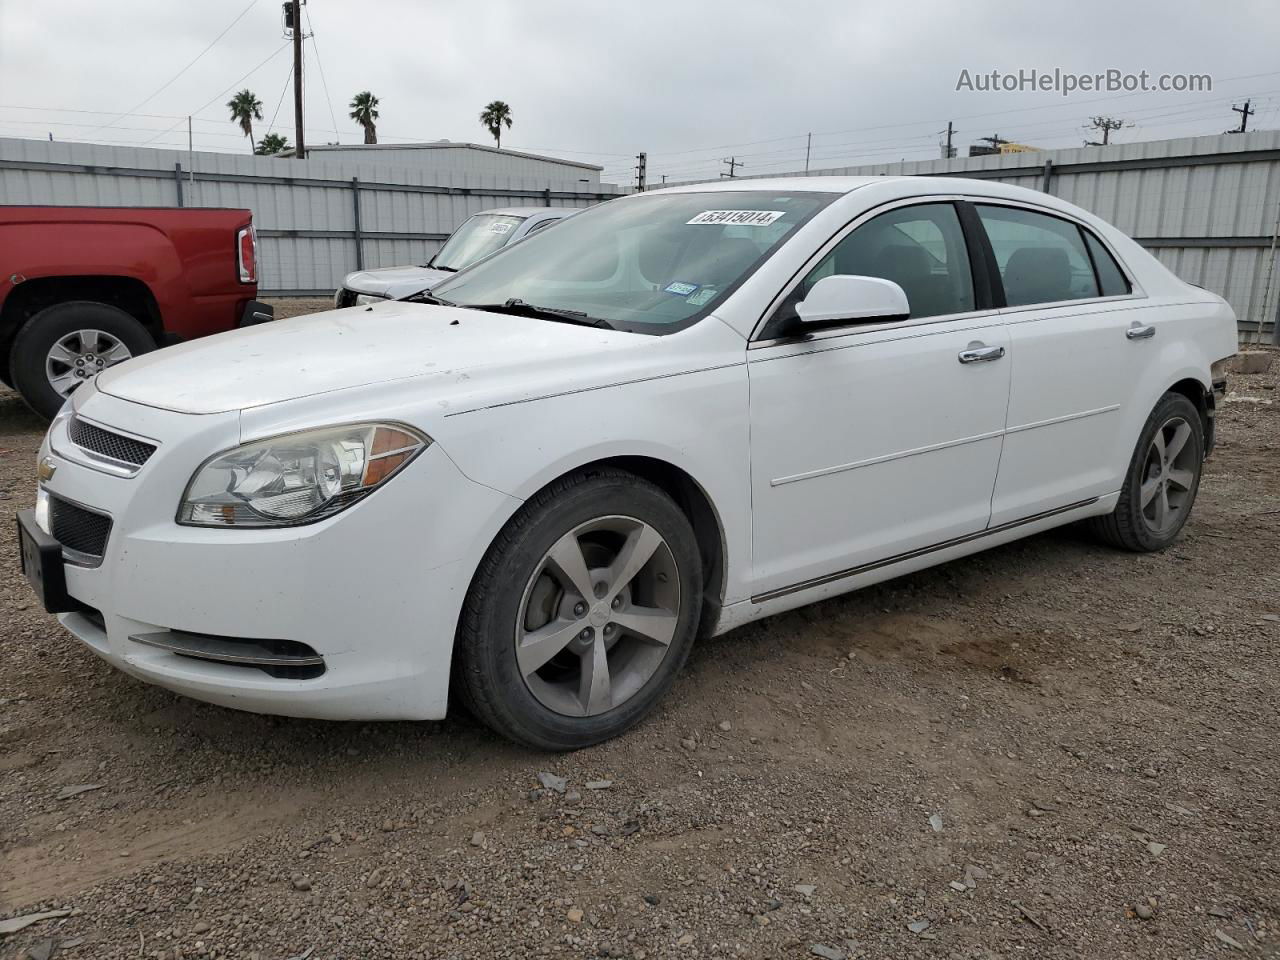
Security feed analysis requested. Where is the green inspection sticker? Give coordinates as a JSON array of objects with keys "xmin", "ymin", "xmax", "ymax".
[{"xmin": 686, "ymin": 288, "xmax": 716, "ymax": 306}]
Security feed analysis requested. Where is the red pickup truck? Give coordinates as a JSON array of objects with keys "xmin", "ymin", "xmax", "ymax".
[{"xmin": 0, "ymin": 206, "xmax": 272, "ymax": 417}]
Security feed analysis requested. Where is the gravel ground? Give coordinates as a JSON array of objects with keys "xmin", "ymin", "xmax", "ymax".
[{"xmin": 1, "ymin": 314, "xmax": 1278, "ymax": 960}]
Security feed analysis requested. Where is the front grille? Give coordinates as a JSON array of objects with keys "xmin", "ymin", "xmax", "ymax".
[
  {"xmin": 49, "ymin": 497, "xmax": 112, "ymax": 561},
  {"xmin": 69, "ymin": 417, "xmax": 156, "ymax": 467}
]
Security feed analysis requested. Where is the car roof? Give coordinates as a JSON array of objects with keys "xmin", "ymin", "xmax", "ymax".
[
  {"xmin": 647, "ymin": 176, "xmax": 887, "ymax": 196},
  {"xmin": 641, "ymin": 175, "xmax": 1103, "ymax": 221}
]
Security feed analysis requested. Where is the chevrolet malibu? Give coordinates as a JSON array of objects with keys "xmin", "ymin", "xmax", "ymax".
[{"xmin": 17, "ymin": 177, "xmax": 1236, "ymax": 750}]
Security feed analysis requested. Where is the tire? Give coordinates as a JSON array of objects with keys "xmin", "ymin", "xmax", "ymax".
[
  {"xmin": 454, "ymin": 468, "xmax": 703, "ymax": 751},
  {"xmin": 9, "ymin": 301, "xmax": 155, "ymax": 419},
  {"xmin": 1087, "ymin": 392, "xmax": 1205, "ymax": 552}
]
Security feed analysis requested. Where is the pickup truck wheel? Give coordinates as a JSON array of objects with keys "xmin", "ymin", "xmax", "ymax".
[
  {"xmin": 9, "ymin": 301, "xmax": 155, "ymax": 418},
  {"xmin": 1087, "ymin": 392, "xmax": 1204, "ymax": 552},
  {"xmin": 454, "ymin": 469, "xmax": 702, "ymax": 751}
]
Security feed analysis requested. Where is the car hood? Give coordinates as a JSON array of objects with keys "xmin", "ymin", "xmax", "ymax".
[
  {"xmin": 95, "ymin": 301, "xmax": 643, "ymax": 415},
  {"xmin": 342, "ymin": 264, "xmax": 453, "ymax": 298}
]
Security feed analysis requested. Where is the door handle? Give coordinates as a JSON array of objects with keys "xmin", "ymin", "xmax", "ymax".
[
  {"xmin": 1126, "ymin": 324, "xmax": 1156, "ymax": 340},
  {"xmin": 958, "ymin": 343, "xmax": 1006, "ymax": 364}
]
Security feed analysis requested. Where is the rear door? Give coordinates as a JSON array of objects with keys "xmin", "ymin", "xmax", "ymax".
[
  {"xmin": 969, "ymin": 201, "xmax": 1156, "ymax": 525},
  {"xmin": 746, "ymin": 200, "xmax": 1011, "ymax": 599}
]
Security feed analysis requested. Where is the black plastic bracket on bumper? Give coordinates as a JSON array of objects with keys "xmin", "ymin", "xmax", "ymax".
[
  {"xmin": 238, "ymin": 300, "xmax": 275, "ymax": 327},
  {"xmin": 1206, "ymin": 377, "xmax": 1227, "ymax": 457},
  {"xmin": 16, "ymin": 509, "xmax": 78, "ymax": 614}
]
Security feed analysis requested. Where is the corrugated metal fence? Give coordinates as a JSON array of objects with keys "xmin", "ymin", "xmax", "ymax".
[
  {"xmin": 0, "ymin": 137, "xmax": 625, "ymax": 295},
  {"xmin": 662, "ymin": 130, "xmax": 1280, "ymax": 337}
]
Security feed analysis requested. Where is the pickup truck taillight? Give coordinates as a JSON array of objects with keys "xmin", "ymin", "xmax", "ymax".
[{"xmin": 237, "ymin": 225, "xmax": 258, "ymax": 284}]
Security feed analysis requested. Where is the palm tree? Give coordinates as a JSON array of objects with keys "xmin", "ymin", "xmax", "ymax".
[
  {"xmin": 349, "ymin": 91, "xmax": 379, "ymax": 144},
  {"xmin": 479, "ymin": 101, "xmax": 513, "ymax": 149},
  {"xmin": 227, "ymin": 89, "xmax": 263, "ymax": 154},
  {"xmin": 255, "ymin": 132, "xmax": 290, "ymax": 156}
]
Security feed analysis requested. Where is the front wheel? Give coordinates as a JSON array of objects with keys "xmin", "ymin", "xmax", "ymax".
[
  {"xmin": 1087, "ymin": 392, "xmax": 1204, "ymax": 552},
  {"xmin": 9, "ymin": 301, "xmax": 155, "ymax": 418},
  {"xmin": 453, "ymin": 469, "xmax": 703, "ymax": 751}
]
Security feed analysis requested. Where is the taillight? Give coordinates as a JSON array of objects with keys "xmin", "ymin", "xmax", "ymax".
[{"xmin": 237, "ymin": 225, "xmax": 257, "ymax": 284}]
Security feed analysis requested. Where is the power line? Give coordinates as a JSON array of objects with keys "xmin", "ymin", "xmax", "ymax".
[
  {"xmin": 304, "ymin": 6, "xmax": 341, "ymax": 144},
  {"xmin": 265, "ymin": 59, "xmax": 294, "ymax": 137},
  {"xmin": 644, "ymin": 69, "xmax": 1280, "ymax": 161},
  {"xmin": 142, "ymin": 42, "xmax": 291, "ymax": 145},
  {"xmin": 89, "ymin": 0, "xmax": 262, "ymax": 134}
]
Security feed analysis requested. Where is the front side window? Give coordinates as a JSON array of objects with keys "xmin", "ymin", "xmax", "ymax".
[
  {"xmin": 976, "ymin": 205, "xmax": 1102, "ymax": 306},
  {"xmin": 429, "ymin": 214, "xmax": 526, "ymax": 271},
  {"xmin": 791, "ymin": 202, "xmax": 976, "ymax": 321},
  {"xmin": 430, "ymin": 191, "xmax": 836, "ymax": 333}
]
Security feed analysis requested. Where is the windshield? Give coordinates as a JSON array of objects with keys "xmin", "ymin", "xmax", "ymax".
[
  {"xmin": 429, "ymin": 191, "xmax": 836, "ymax": 333},
  {"xmin": 427, "ymin": 214, "xmax": 526, "ymax": 270}
]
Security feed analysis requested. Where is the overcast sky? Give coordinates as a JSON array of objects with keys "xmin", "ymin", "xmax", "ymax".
[{"xmin": 1, "ymin": 0, "xmax": 1278, "ymax": 185}]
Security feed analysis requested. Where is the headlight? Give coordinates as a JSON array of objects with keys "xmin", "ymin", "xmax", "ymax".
[
  {"xmin": 355, "ymin": 293, "xmax": 385, "ymax": 306},
  {"xmin": 178, "ymin": 422, "xmax": 428, "ymax": 527}
]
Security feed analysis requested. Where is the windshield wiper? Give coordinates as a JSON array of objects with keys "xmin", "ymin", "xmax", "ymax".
[
  {"xmin": 462, "ymin": 298, "xmax": 614, "ymax": 329},
  {"xmin": 405, "ymin": 289, "xmax": 455, "ymax": 305}
]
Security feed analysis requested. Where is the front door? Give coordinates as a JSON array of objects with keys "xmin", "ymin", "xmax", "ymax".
[{"xmin": 747, "ymin": 201, "xmax": 1011, "ymax": 599}]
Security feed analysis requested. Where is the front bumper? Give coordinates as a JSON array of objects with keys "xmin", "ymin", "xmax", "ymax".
[{"xmin": 26, "ymin": 385, "xmax": 519, "ymax": 721}]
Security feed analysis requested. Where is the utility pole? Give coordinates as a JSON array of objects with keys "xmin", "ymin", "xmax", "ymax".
[
  {"xmin": 188, "ymin": 116, "xmax": 194, "ymax": 190},
  {"xmin": 941, "ymin": 121, "xmax": 955, "ymax": 159},
  {"xmin": 1084, "ymin": 116, "xmax": 1126, "ymax": 146},
  {"xmin": 291, "ymin": 0, "xmax": 306, "ymax": 159},
  {"xmin": 721, "ymin": 156, "xmax": 743, "ymax": 179},
  {"xmin": 635, "ymin": 151, "xmax": 647, "ymax": 192},
  {"xmin": 804, "ymin": 133, "xmax": 812, "ymax": 175},
  {"xmin": 969, "ymin": 134, "xmax": 1008, "ymax": 157},
  {"xmin": 1229, "ymin": 99, "xmax": 1254, "ymax": 134},
  {"xmin": 1257, "ymin": 199, "xmax": 1280, "ymax": 345}
]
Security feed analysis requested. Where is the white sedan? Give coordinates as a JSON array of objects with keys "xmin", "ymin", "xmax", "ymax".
[{"xmin": 18, "ymin": 176, "xmax": 1236, "ymax": 750}]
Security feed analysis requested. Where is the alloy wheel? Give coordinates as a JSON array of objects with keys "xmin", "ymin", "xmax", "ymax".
[
  {"xmin": 515, "ymin": 515, "xmax": 681, "ymax": 717},
  {"xmin": 1139, "ymin": 416, "xmax": 1198, "ymax": 535},
  {"xmin": 46, "ymin": 329, "xmax": 133, "ymax": 398}
]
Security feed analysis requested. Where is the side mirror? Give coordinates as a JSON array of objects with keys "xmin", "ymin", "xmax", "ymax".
[{"xmin": 793, "ymin": 275, "xmax": 910, "ymax": 330}]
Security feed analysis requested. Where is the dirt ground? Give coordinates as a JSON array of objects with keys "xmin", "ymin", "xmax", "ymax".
[{"xmin": 1, "ymin": 314, "xmax": 1277, "ymax": 960}]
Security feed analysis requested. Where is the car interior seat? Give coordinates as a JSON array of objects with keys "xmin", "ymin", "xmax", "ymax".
[{"xmin": 1002, "ymin": 246, "xmax": 1072, "ymax": 305}]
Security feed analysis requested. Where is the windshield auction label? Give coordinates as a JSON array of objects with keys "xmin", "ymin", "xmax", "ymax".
[
  {"xmin": 487, "ymin": 222, "xmax": 514, "ymax": 234},
  {"xmin": 687, "ymin": 210, "xmax": 785, "ymax": 226}
]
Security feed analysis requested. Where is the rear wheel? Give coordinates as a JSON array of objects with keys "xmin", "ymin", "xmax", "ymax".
[
  {"xmin": 9, "ymin": 301, "xmax": 155, "ymax": 418},
  {"xmin": 454, "ymin": 469, "xmax": 702, "ymax": 750},
  {"xmin": 1087, "ymin": 392, "xmax": 1204, "ymax": 552}
]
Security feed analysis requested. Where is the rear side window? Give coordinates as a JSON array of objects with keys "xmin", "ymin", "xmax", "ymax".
[
  {"xmin": 1084, "ymin": 230, "xmax": 1131, "ymax": 296},
  {"xmin": 976, "ymin": 205, "xmax": 1099, "ymax": 306}
]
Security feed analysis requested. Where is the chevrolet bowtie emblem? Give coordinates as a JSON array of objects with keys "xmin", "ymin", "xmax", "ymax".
[{"xmin": 37, "ymin": 456, "xmax": 57, "ymax": 482}]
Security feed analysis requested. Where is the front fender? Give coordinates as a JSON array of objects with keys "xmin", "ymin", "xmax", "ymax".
[{"xmin": 431, "ymin": 363, "xmax": 755, "ymax": 606}]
